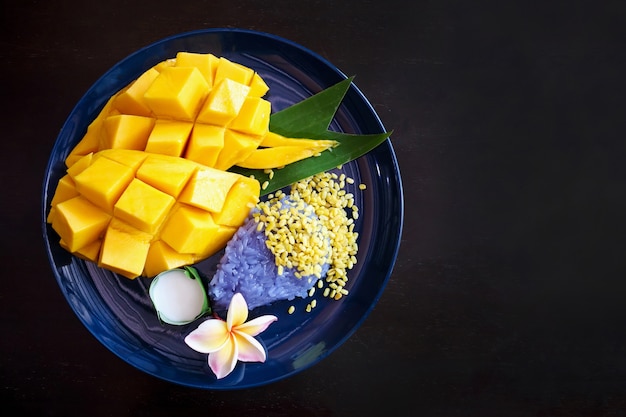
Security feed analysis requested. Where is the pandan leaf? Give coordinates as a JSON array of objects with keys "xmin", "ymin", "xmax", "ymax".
[
  {"xmin": 270, "ymin": 77, "xmax": 355, "ymax": 136},
  {"xmin": 229, "ymin": 77, "xmax": 392, "ymax": 195}
]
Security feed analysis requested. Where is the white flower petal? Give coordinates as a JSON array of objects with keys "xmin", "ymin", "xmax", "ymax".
[
  {"xmin": 235, "ymin": 314, "xmax": 277, "ymax": 337},
  {"xmin": 184, "ymin": 319, "xmax": 229, "ymax": 353},
  {"xmin": 208, "ymin": 334, "xmax": 238, "ymax": 379},
  {"xmin": 226, "ymin": 293, "xmax": 249, "ymax": 330},
  {"xmin": 233, "ymin": 330, "xmax": 267, "ymax": 363}
]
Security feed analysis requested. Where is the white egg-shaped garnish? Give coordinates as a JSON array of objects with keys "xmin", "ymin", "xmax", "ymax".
[{"xmin": 149, "ymin": 267, "xmax": 210, "ymax": 325}]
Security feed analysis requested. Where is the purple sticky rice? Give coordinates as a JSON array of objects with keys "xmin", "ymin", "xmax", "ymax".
[{"xmin": 208, "ymin": 198, "xmax": 330, "ymax": 311}]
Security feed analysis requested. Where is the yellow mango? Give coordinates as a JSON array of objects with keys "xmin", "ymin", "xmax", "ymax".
[
  {"xmin": 102, "ymin": 114, "xmax": 155, "ymax": 150},
  {"xmin": 99, "ymin": 218, "xmax": 152, "ymax": 279},
  {"xmin": 67, "ymin": 239, "xmax": 102, "ymax": 263},
  {"xmin": 248, "ymin": 72, "xmax": 269, "ymax": 97},
  {"xmin": 144, "ymin": 240, "xmax": 196, "ymax": 278},
  {"xmin": 196, "ymin": 78, "xmax": 250, "ymax": 125},
  {"xmin": 136, "ymin": 154, "xmax": 197, "ymax": 198},
  {"xmin": 143, "ymin": 66, "xmax": 209, "ymax": 121},
  {"xmin": 144, "ymin": 119, "xmax": 193, "ymax": 157},
  {"xmin": 259, "ymin": 131, "xmax": 338, "ymax": 149},
  {"xmin": 51, "ymin": 196, "xmax": 111, "ymax": 253},
  {"xmin": 214, "ymin": 57, "xmax": 254, "ymax": 86},
  {"xmin": 229, "ymin": 96, "xmax": 271, "ymax": 136},
  {"xmin": 184, "ymin": 124, "xmax": 224, "ymax": 167},
  {"xmin": 46, "ymin": 207, "xmax": 57, "ymax": 224},
  {"xmin": 175, "ymin": 51, "xmax": 219, "ymax": 86},
  {"xmin": 113, "ymin": 178, "xmax": 175, "ymax": 234},
  {"xmin": 159, "ymin": 205, "xmax": 219, "ymax": 254},
  {"xmin": 73, "ymin": 156, "xmax": 134, "ymax": 212},
  {"xmin": 64, "ymin": 53, "xmax": 330, "ymax": 175},
  {"xmin": 237, "ymin": 146, "xmax": 318, "ymax": 169},
  {"xmin": 97, "ymin": 148, "xmax": 147, "ymax": 171},
  {"xmin": 194, "ymin": 225, "xmax": 237, "ymax": 259},
  {"xmin": 48, "ymin": 149, "xmax": 260, "ymax": 278},
  {"xmin": 65, "ymin": 95, "xmax": 117, "ymax": 168},
  {"xmin": 212, "ymin": 177, "xmax": 260, "ymax": 226},
  {"xmin": 113, "ymin": 67, "xmax": 160, "ymax": 116},
  {"xmin": 213, "ymin": 130, "xmax": 262, "ymax": 171},
  {"xmin": 66, "ymin": 153, "xmax": 93, "ymax": 180},
  {"xmin": 153, "ymin": 58, "xmax": 176, "ymax": 72},
  {"xmin": 50, "ymin": 175, "xmax": 79, "ymax": 207},
  {"xmin": 178, "ymin": 166, "xmax": 239, "ymax": 213}
]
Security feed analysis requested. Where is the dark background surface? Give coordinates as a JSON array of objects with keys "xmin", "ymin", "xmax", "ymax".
[{"xmin": 3, "ymin": 0, "xmax": 626, "ymax": 415}]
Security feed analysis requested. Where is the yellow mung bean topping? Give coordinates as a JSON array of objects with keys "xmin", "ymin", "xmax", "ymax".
[{"xmin": 255, "ymin": 170, "xmax": 362, "ymax": 311}]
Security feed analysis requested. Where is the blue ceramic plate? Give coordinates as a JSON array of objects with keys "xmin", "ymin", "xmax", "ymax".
[{"xmin": 41, "ymin": 29, "xmax": 403, "ymax": 389}]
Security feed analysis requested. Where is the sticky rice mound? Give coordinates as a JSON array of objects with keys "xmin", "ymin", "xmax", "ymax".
[{"xmin": 208, "ymin": 197, "xmax": 330, "ymax": 310}]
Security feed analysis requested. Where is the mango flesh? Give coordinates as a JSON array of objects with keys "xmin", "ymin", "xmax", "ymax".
[
  {"xmin": 65, "ymin": 53, "xmax": 272, "ymax": 171},
  {"xmin": 48, "ymin": 53, "xmax": 341, "ymax": 278},
  {"xmin": 64, "ymin": 52, "xmax": 333, "ymax": 172},
  {"xmin": 47, "ymin": 149, "xmax": 260, "ymax": 279}
]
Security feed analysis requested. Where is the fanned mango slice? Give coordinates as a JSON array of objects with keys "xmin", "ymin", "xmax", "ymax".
[
  {"xmin": 259, "ymin": 131, "xmax": 338, "ymax": 149},
  {"xmin": 236, "ymin": 146, "xmax": 320, "ymax": 169},
  {"xmin": 48, "ymin": 149, "xmax": 260, "ymax": 279},
  {"xmin": 64, "ymin": 53, "xmax": 336, "ymax": 171},
  {"xmin": 237, "ymin": 132, "xmax": 339, "ymax": 169}
]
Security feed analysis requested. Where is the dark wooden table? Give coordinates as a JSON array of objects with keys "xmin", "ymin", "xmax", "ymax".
[{"xmin": 3, "ymin": 1, "xmax": 626, "ymax": 415}]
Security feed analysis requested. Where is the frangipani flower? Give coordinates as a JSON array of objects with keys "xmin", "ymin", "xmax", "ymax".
[{"xmin": 184, "ymin": 293, "xmax": 277, "ymax": 379}]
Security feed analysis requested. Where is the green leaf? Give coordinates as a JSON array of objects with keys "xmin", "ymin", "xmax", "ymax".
[
  {"xmin": 269, "ymin": 77, "xmax": 354, "ymax": 136},
  {"xmin": 229, "ymin": 77, "xmax": 392, "ymax": 195}
]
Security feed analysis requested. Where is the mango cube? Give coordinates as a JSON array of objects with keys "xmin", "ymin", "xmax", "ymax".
[
  {"xmin": 185, "ymin": 124, "xmax": 225, "ymax": 167},
  {"xmin": 213, "ymin": 130, "xmax": 262, "ymax": 171},
  {"xmin": 114, "ymin": 179, "xmax": 175, "ymax": 233},
  {"xmin": 52, "ymin": 196, "xmax": 111, "ymax": 253},
  {"xmin": 136, "ymin": 154, "xmax": 197, "ymax": 198},
  {"xmin": 98, "ymin": 148, "xmax": 147, "ymax": 171},
  {"xmin": 50, "ymin": 175, "xmax": 79, "ymax": 207},
  {"xmin": 214, "ymin": 57, "xmax": 254, "ymax": 86},
  {"xmin": 73, "ymin": 156, "xmax": 134, "ymax": 212},
  {"xmin": 153, "ymin": 59, "xmax": 176, "ymax": 72},
  {"xmin": 144, "ymin": 240, "xmax": 196, "ymax": 278},
  {"xmin": 160, "ymin": 205, "xmax": 218, "ymax": 254},
  {"xmin": 248, "ymin": 72, "xmax": 269, "ymax": 97},
  {"xmin": 144, "ymin": 119, "xmax": 193, "ymax": 157},
  {"xmin": 196, "ymin": 78, "xmax": 250, "ymax": 126},
  {"xmin": 228, "ymin": 96, "xmax": 271, "ymax": 136},
  {"xmin": 99, "ymin": 218, "xmax": 152, "ymax": 279},
  {"xmin": 113, "ymin": 68, "xmax": 160, "ymax": 116},
  {"xmin": 143, "ymin": 66, "xmax": 209, "ymax": 120},
  {"xmin": 194, "ymin": 225, "xmax": 237, "ymax": 259},
  {"xmin": 70, "ymin": 239, "xmax": 102, "ymax": 263},
  {"xmin": 103, "ymin": 114, "xmax": 155, "ymax": 150},
  {"xmin": 175, "ymin": 51, "xmax": 219, "ymax": 86},
  {"xmin": 66, "ymin": 153, "xmax": 93, "ymax": 179},
  {"xmin": 178, "ymin": 167, "xmax": 239, "ymax": 213},
  {"xmin": 211, "ymin": 177, "xmax": 260, "ymax": 226}
]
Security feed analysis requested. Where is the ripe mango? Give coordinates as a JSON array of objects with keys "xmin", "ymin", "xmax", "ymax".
[
  {"xmin": 64, "ymin": 53, "xmax": 334, "ymax": 172},
  {"xmin": 65, "ymin": 54, "xmax": 271, "ymax": 171},
  {"xmin": 48, "ymin": 149, "xmax": 260, "ymax": 279},
  {"xmin": 238, "ymin": 132, "xmax": 338, "ymax": 169}
]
